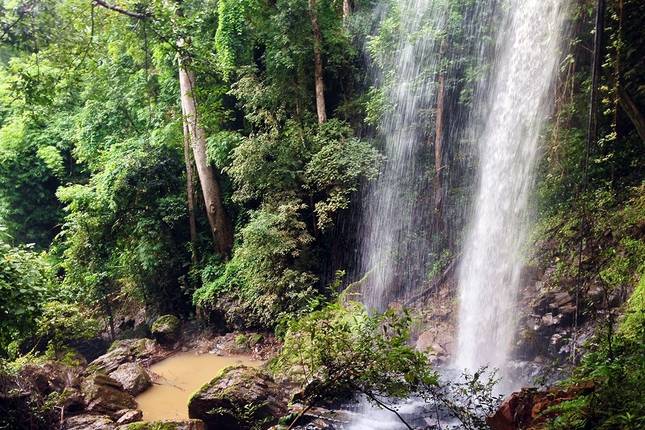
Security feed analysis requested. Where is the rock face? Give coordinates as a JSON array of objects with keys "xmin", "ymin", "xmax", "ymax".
[
  {"xmin": 63, "ymin": 414, "xmax": 116, "ymax": 430},
  {"xmin": 151, "ymin": 314, "xmax": 181, "ymax": 345},
  {"xmin": 115, "ymin": 409, "xmax": 143, "ymax": 425},
  {"xmin": 81, "ymin": 373, "xmax": 137, "ymax": 418},
  {"xmin": 109, "ymin": 362, "xmax": 152, "ymax": 395},
  {"xmin": 87, "ymin": 338, "xmax": 158, "ymax": 374},
  {"xmin": 117, "ymin": 420, "xmax": 206, "ymax": 430},
  {"xmin": 188, "ymin": 366, "xmax": 287, "ymax": 430},
  {"xmin": 487, "ymin": 383, "xmax": 595, "ymax": 430}
]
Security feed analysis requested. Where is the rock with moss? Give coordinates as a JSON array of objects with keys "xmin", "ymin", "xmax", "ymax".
[
  {"xmin": 87, "ymin": 338, "xmax": 158, "ymax": 374},
  {"xmin": 151, "ymin": 315, "xmax": 181, "ymax": 345},
  {"xmin": 81, "ymin": 373, "xmax": 137, "ymax": 418},
  {"xmin": 188, "ymin": 366, "xmax": 287, "ymax": 430},
  {"xmin": 109, "ymin": 362, "xmax": 152, "ymax": 395},
  {"xmin": 118, "ymin": 419, "xmax": 205, "ymax": 430},
  {"xmin": 63, "ymin": 414, "xmax": 116, "ymax": 430}
]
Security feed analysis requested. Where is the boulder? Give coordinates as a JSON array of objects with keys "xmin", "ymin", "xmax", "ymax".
[
  {"xmin": 188, "ymin": 366, "xmax": 287, "ymax": 430},
  {"xmin": 151, "ymin": 314, "xmax": 181, "ymax": 345},
  {"xmin": 18, "ymin": 361, "xmax": 82, "ymax": 395},
  {"xmin": 115, "ymin": 409, "xmax": 143, "ymax": 425},
  {"xmin": 415, "ymin": 331, "xmax": 435, "ymax": 353},
  {"xmin": 109, "ymin": 362, "xmax": 152, "ymax": 395},
  {"xmin": 87, "ymin": 338, "xmax": 158, "ymax": 374},
  {"xmin": 117, "ymin": 419, "xmax": 205, "ymax": 430},
  {"xmin": 81, "ymin": 373, "xmax": 137, "ymax": 418},
  {"xmin": 63, "ymin": 414, "xmax": 116, "ymax": 430},
  {"xmin": 487, "ymin": 383, "xmax": 595, "ymax": 430}
]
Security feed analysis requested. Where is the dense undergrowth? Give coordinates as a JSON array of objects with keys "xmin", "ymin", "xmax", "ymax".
[{"xmin": 0, "ymin": 0, "xmax": 643, "ymax": 429}]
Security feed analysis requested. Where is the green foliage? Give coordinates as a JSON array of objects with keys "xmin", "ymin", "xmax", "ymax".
[
  {"xmin": 0, "ymin": 227, "xmax": 52, "ymax": 355},
  {"xmin": 274, "ymin": 302, "xmax": 437, "ymax": 402},
  {"xmin": 35, "ymin": 301, "xmax": 99, "ymax": 349},
  {"xmin": 195, "ymin": 200, "xmax": 320, "ymax": 328}
]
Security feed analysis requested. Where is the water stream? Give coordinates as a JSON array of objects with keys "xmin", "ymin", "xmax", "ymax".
[{"xmin": 455, "ymin": 0, "xmax": 568, "ymax": 381}]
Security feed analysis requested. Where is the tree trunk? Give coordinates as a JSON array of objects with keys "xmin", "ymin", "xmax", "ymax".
[
  {"xmin": 342, "ymin": 0, "xmax": 351, "ymax": 22},
  {"xmin": 619, "ymin": 88, "xmax": 645, "ymax": 143},
  {"xmin": 182, "ymin": 120, "xmax": 199, "ymax": 264},
  {"xmin": 308, "ymin": 0, "xmax": 327, "ymax": 124},
  {"xmin": 179, "ymin": 60, "xmax": 233, "ymax": 256},
  {"xmin": 433, "ymin": 71, "xmax": 445, "ymax": 220}
]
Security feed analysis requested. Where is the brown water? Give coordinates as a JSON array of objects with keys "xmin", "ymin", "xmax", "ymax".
[{"xmin": 136, "ymin": 352, "xmax": 262, "ymax": 421}]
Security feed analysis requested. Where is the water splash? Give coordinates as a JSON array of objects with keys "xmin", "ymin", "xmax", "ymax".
[{"xmin": 455, "ymin": 0, "xmax": 569, "ymax": 378}]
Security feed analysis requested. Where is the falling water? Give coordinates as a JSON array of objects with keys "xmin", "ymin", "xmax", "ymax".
[
  {"xmin": 455, "ymin": 0, "xmax": 568, "ymax": 378},
  {"xmin": 359, "ymin": 0, "xmax": 458, "ymax": 311}
]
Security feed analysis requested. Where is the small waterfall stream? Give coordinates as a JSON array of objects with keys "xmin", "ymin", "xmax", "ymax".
[
  {"xmin": 455, "ymin": 0, "xmax": 568, "ymax": 380},
  {"xmin": 359, "ymin": 0, "xmax": 448, "ymax": 311}
]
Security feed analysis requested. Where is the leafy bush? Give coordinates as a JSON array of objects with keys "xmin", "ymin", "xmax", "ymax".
[
  {"xmin": 35, "ymin": 301, "xmax": 99, "ymax": 350},
  {"xmin": 0, "ymin": 228, "xmax": 52, "ymax": 356},
  {"xmin": 194, "ymin": 200, "xmax": 321, "ymax": 329},
  {"xmin": 274, "ymin": 302, "xmax": 436, "ymax": 425}
]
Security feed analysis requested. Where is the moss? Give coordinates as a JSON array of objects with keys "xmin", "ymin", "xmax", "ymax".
[
  {"xmin": 234, "ymin": 334, "xmax": 248, "ymax": 346},
  {"xmin": 248, "ymin": 333, "xmax": 263, "ymax": 346},
  {"xmin": 151, "ymin": 315, "xmax": 181, "ymax": 334}
]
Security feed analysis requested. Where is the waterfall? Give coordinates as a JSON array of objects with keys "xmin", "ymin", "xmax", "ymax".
[
  {"xmin": 359, "ymin": 0, "xmax": 448, "ymax": 311},
  {"xmin": 455, "ymin": 0, "xmax": 568, "ymax": 377}
]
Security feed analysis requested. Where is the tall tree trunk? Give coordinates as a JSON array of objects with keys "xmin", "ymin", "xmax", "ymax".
[
  {"xmin": 433, "ymin": 72, "xmax": 445, "ymax": 218},
  {"xmin": 308, "ymin": 0, "xmax": 327, "ymax": 124},
  {"xmin": 342, "ymin": 0, "xmax": 351, "ymax": 22},
  {"xmin": 182, "ymin": 120, "xmax": 199, "ymax": 264},
  {"xmin": 179, "ymin": 60, "xmax": 233, "ymax": 256}
]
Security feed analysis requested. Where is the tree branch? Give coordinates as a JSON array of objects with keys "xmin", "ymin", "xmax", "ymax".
[{"xmin": 93, "ymin": 0, "xmax": 149, "ymax": 20}]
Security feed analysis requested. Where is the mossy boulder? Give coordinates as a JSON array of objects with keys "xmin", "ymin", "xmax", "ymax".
[
  {"xmin": 151, "ymin": 315, "xmax": 181, "ymax": 345},
  {"xmin": 63, "ymin": 414, "xmax": 116, "ymax": 430},
  {"xmin": 188, "ymin": 366, "xmax": 287, "ymax": 430},
  {"xmin": 88, "ymin": 338, "xmax": 157, "ymax": 374}
]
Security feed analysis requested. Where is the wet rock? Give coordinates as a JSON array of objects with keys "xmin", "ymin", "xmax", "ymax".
[
  {"xmin": 188, "ymin": 365, "xmax": 287, "ymax": 430},
  {"xmin": 81, "ymin": 373, "xmax": 137, "ymax": 418},
  {"xmin": 63, "ymin": 414, "xmax": 116, "ymax": 430},
  {"xmin": 540, "ymin": 313, "xmax": 561, "ymax": 328},
  {"xmin": 109, "ymin": 362, "xmax": 152, "ymax": 395},
  {"xmin": 60, "ymin": 387, "xmax": 85, "ymax": 414},
  {"xmin": 117, "ymin": 420, "xmax": 205, "ymax": 430},
  {"xmin": 19, "ymin": 361, "xmax": 82, "ymax": 395},
  {"xmin": 487, "ymin": 383, "xmax": 595, "ymax": 430},
  {"xmin": 415, "ymin": 331, "xmax": 435, "ymax": 353},
  {"xmin": 115, "ymin": 409, "xmax": 143, "ymax": 425},
  {"xmin": 550, "ymin": 291, "xmax": 573, "ymax": 308},
  {"xmin": 151, "ymin": 314, "xmax": 181, "ymax": 345},
  {"xmin": 87, "ymin": 338, "xmax": 158, "ymax": 374}
]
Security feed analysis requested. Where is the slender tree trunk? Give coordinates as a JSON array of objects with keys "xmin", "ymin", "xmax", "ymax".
[
  {"xmin": 619, "ymin": 88, "xmax": 645, "ymax": 143},
  {"xmin": 178, "ymin": 60, "xmax": 233, "ymax": 256},
  {"xmin": 182, "ymin": 120, "xmax": 199, "ymax": 264},
  {"xmin": 308, "ymin": 0, "xmax": 327, "ymax": 124},
  {"xmin": 342, "ymin": 0, "xmax": 351, "ymax": 22},
  {"xmin": 433, "ymin": 72, "xmax": 445, "ymax": 220}
]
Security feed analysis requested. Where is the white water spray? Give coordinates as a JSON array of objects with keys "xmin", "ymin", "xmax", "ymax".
[
  {"xmin": 456, "ymin": 0, "xmax": 568, "ymax": 377},
  {"xmin": 359, "ymin": 0, "xmax": 448, "ymax": 311}
]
